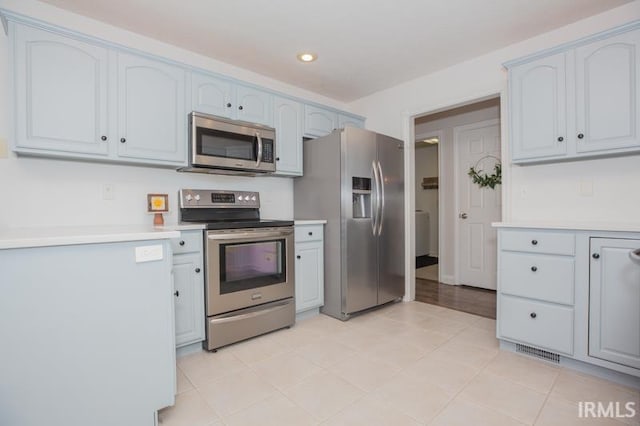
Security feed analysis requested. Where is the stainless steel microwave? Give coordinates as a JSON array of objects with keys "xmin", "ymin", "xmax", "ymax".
[{"xmin": 183, "ymin": 112, "xmax": 276, "ymax": 174}]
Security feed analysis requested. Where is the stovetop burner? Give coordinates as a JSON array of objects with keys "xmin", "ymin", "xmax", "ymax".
[
  {"xmin": 182, "ymin": 219, "xmax": 294, "ymax": 230},
  {"xmin": 178, "ymin": 189, "xmax": 293, "ymax": 229}
]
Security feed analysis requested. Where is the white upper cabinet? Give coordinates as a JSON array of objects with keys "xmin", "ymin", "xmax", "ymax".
[
  {"xmin": 510, "ymin": 53, "xmax": 568, "ymax": 161},
  {"xmin": 190, "ymin": 73, "xmax": 273, "ymax": 126},
  {"xmin": 273, "ymin": 96, "xmax": 303, "ymax": 176},
  {"xmin": 507, "ymin": 25, "xmax": 640, "ymax": 164},
  {"xmin": 116, "ymin": 53, "xmax": 186, "ymax": 164},
  {"xmin": 191, "ymin": 72, "xmax": 234, "ymax": 119},
  {"xmin": 14, "ymin": 25, "xmax": 109, "ymax": 156},
  {"xmin": 304, "ymin": 105, "xmax": 337, "ymax": 138},
  {"xmin": 575, "ymin": 30, "xmax": 640, "ymax": 153},
  {"xmin": 236, "ymin": 85, "xmax": 273, "ymax": 126},
  {"xmin": 338, "ymin": 114, "xmax": 365, "ymax": 129}
]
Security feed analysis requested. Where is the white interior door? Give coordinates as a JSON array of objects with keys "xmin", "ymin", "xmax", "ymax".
[{"xmin": 455, "ymin": 120, "xmax": 501, "ymax": 290}]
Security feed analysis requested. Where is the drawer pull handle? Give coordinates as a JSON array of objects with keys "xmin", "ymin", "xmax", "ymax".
[
  {"xmin": 530, "ymin": 312, "xmax": 537, "ymax": 319},
  {"xmin": 179, "ymin": 240, "xmax": 185, "ymax": 246},
  {"xmin": 195, "ymin": 268, "xmax": 201, "ymax": 273},
  {"xmin": 531, "ymin": 240, "xmax": 538, "ymax": 245},
  {"xmin": 296, "ymin": 255, "xmax": 301, "ymax": 259},
  {"xmin": 592, "ymin": 253, "xmax": 600, "ymax": 259},
  {"xmin": 531, "ymin": 266, "xmax": 538, "ymax": 272},
  {"xmin": 174, "ymin": 290, "xmax": 179, "ymax": 297}
]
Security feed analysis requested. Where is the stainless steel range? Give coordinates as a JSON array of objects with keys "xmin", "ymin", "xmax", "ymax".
[{"xmin": 179, "ymin": 189, "xmax": 295, "ymax": 351}]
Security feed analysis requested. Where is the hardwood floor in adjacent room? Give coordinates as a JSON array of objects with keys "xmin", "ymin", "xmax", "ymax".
[{"xmin": 415, "ymin": 277, "xmax": 496, "ymax": 319}]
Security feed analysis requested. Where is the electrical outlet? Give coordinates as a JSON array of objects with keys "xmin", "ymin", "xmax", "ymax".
[
  {"xmin": 579, "ymin": 179, "xmax": 594, "ymax": 197},
  {"xmin": 0, "ymin": 137, "xmax": 8, "ymax": 159},
  {"xmin": 135, "ymin": 245, "xmax": 163, "ymax": 263},
  {"xmin": 102, "ymin": 184, "xmax": 115, "ymax": 200}
]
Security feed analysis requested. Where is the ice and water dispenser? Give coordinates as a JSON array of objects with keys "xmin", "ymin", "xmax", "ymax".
[{"xmin": 352, "ymin": 177, "xmax": 371, "ymax": 218}]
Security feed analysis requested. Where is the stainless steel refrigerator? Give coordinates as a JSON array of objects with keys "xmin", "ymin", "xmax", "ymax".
[{"xmin": 294, "ymin": 127, "xmax": 405, "ymax": 320}]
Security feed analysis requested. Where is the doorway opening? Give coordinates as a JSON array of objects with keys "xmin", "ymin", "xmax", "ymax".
[{"xmin": 412, "ymin": 97, "xmax": 501, "ymax": 319}]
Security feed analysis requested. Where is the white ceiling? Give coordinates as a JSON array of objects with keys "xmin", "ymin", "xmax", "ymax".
[{"xmin": 40, "ymin": 0, "xmax": 631, "ymax": 102}]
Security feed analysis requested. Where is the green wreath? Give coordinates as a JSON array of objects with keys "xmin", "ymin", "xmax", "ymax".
[{"xmin": 468, "ymin": 163, "xmax": 501, "ymax": 189}]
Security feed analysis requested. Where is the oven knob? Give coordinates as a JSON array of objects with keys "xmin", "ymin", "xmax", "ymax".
[
  {"xmin": 194, "ymin": 194, "xmax": 201, "ymax": 201},
  {"xmin": 251, "ymin": 196, "xmax": 256, "ymax": 201},
  {"xmin": 238, "ymin": 195, "xmax": 244, "ymax": 201},
  {"xmin": 185, "ymin": 194, "xmax": 193, "ymax": 201}
]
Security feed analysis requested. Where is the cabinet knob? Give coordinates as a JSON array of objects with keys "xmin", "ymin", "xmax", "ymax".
[
  {"xmin": 276, "ymin": 157, "xmax": 280, "ymax": 161},
  {"xmin": 577, "ymin": 133, "xmax": 584, "ymax": 139},
  {"xmin": 120, "ymin": 138, "xmax": 126, "ymax": 143},
  {"xmin": 179, "ymin": 240, "xmax": 185, "ymax": 246},
  {"xmin": 226, "ymin": 103, "xmax": 232, "ymax": 108},
  {"xmin": 101, "ymin": 135, "xmax": 107, "ymax": 141},
  {"xmin": 195, "ymin": 268, "xmax": 201, "ymax": 273},
  {"xmin": 557, "ymin": 136, "xmax": 564, "ymax": 142},
  {"xmin": 238, "ymin": 105, "xmax": 244, "ymax": 111},
  {"xmin": 592, "ymin": 253, "xmax": 600, "ymax": 259},
  {"xmin": 531, "ymin": 239, "xmax": 538, "ymax": 245},
  {"xmin": 308, "ymin": 232, "xmax": 313, "ymax": 236},
  {"xmin": 530, "ymin": 312, "xmax": 537, "ymax": 319},
  {"xmin": 531, "ymin": 266, "xmax": 538, "ymax": 272},
  {"xmin": 296, "ymin": 255, "xmax": 301, "ymax": 259},
  {"xmin": 174, "ymin": 290, "xmax": 179, "ymax": 297}
]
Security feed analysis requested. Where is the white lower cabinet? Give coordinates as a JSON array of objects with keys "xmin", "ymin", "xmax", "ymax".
[
  {"xmin": 294, "ymin": 224, "xmax": 325, "ymax": 313},
  {"xmin": 589, "ymin": 237, "xmax": 640, "ymax": 370},
  {"xmin": 171, "ymin": 231, "xmax": 205, "ymax": 348},
  {"xmin": 497, "ymin": 226, "xmax": 640, "ymax": 378}
]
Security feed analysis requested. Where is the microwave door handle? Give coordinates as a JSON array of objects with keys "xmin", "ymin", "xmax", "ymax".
[{"xmin": 256, "ymin": 132, "xmax": 263, "ymax": 168}]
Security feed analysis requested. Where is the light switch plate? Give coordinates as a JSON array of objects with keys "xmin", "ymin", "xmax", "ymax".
[{"xmin": 135, "ymin": 245, "xmax": 163, "ymax": 263}]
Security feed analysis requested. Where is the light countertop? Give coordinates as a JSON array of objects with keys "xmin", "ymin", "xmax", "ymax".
[
  {"xmin": 294, "ymin": 220, "xmax": 327, "ymax": 225},
  {"xmin": 0, "ymin": 225, "xmax": 181, "ymax": 250},
  {"xmin": 493, "ymin": 221, "xmax": 640, "ymax": 233}
]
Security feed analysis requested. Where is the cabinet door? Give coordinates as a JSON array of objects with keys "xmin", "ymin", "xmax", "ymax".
[
  {"xmin": 116, "ymin": 53, "xmax": 186, "ymax": 164},
  {"xmin": 589, "ymin": 238, "xmax": 640, "ymax": 369},
  {"xmin": 236, "ymin": 85, "xmax": 273, "ymax": 126},
  {"xmin": 295, "ymin": 241, "xmax": 324, "ymax": 313},
  {"xmin": 14, "ymin": 25, "xmax": 109, "ymax": 155},
  {"xmin": 304, "ymin": 105, "xmax": 337, "ymax": 138},
  {"xmin": 510, "ymin": 52, "xmax": 568, "ymax": 162},
  {"xmin": 173, "ymin": 253, "xmax": 205, "ymax": 347},
  {"xmin": 273, "ymin": 97, "xmax": 303, "ymax": 175},
  {"xmin": 191, "ymin": 72, "xmax": 234, "ymax": 118},
  {"xmin": 338, "ymin": 114, "xmax": 365, "ymax": 129},
  {"xmin": 575, "ymin": 29, "xmax": 640, "ymax": 153}
]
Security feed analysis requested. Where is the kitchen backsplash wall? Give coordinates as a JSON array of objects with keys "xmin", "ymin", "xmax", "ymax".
[{"xmin": 349, "ymin": 1, "xmax": 640, "ymax": 224}]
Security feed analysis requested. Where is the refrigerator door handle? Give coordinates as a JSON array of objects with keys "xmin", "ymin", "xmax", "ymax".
[
  {"xmin": 371, "ymin": 161, "xmax": 379, "ymax": 235},
  {"xmin": 376, "ymin": 161, "xmax": 385, "ymax": 236}
]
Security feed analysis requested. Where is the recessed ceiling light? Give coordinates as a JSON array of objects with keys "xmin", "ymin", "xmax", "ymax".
[{"xmin": 297, "ymin": 52, "xmax": 317, "ymax": 63}]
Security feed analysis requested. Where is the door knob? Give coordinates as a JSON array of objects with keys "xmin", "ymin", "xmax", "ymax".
[{"xmin": 459, "ymin": 213, "xmax": 468, "ymax": 219}]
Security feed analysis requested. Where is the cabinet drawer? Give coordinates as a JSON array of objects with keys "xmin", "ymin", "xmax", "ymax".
[
  {"xmin": 295, "ymin": 225, "xmax": 323, "ymax": 243},
  {"xmin": 170, "ymin": 231, "xmax": 203, "ymax": 254},
  {"xmin": 499, "ymin": 295, "xmax": 574, "ymax": 355},
  {"xmin": 501, "ymin": 229, "xmax": 575, "ymax": 255},
  {"xmin": 500, "ymin": 252, "xmax": 575, "ymax": 305}
]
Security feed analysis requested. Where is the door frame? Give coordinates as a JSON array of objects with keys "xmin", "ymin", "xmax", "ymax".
[
  {"xmin": 452, "ymin": 118, "xmax": 501, "ymax": 286},
  {"xmin": 402, "ymin": 90, "xmax": 508, "ymax": 302},
  {"xmin": 414, "ymin": 129, "xmax": 444, "ymax": 283}
]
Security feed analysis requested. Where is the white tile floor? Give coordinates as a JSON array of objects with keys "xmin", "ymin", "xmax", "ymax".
[{"xmin": 159, "ymin": 302, "xmax": 640, "ymax": 426}]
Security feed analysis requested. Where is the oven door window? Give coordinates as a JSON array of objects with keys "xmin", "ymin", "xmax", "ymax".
[
  {"xmin": 196, "ymin": 127, "xmax": 257, "ymax": 161},
  {"xmin": 219, "ymin": 239, "xmax": 286, "ymax": 294}
]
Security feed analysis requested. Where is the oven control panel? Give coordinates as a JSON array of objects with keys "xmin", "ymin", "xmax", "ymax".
[{"xmin": 180, "ymin": 189, "xmax": 260, "ymax": 208}]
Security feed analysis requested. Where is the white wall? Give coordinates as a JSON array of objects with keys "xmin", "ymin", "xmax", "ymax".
[
  {"xmin": 349, "ymin": 2, "xmax": 640, "ymax": 225},
  {"xmin": 0, "ymin": 0, "xmax": 353, "ymax": 229},
  {"xmin": 414, "ymin": 100, "xmax": 500, "ymax": 282},
  {"xmin": 414, "ymin": 144, "xmax": 438, "ymax": 257}
]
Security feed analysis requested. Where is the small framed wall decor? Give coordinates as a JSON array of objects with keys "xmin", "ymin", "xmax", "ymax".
[{"xmin": 147, "ymin": 193, "xmax": 169, "ymax": 226}]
